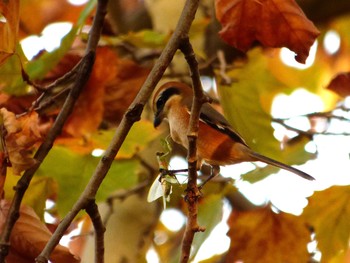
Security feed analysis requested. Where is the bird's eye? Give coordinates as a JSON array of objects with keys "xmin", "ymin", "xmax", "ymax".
[
  {"xmin": 155, "ymin": 87, "xmax": 180, "ymax": 111},
  {"xmin": 156, "ymin": 96, "xmax": 165, "ymax": 110}
]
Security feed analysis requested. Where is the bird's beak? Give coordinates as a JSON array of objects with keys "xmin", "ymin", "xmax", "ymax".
[{"xmin": 153, "ymin": 110, "xmax": 163, "ymax": 128}]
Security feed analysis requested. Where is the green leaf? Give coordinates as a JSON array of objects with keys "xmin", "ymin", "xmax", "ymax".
[
  {"xmin": 37, "ymin": 146, "xmax": 139, "ymax": 216},
  {"xmin": 303, "ymin": 185, "xmax": 350, "ymax": 262},
  {"xmin": 119, "ymin": 30, "xmax": 169, "ymax": 48},
  {"xmin": 0, "ymin": 45, "xmax": 28, "ymax": 95},
  {"xmin": 91, "ymin": 120, "xmax": 161, "ymax": 159}
]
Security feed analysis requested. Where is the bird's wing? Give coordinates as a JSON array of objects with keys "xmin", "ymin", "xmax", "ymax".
[{"xmin": 200, "ymin": 103, "xmax": 249, "ymax": 146}]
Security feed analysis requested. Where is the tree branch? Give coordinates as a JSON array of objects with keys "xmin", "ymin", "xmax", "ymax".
[
  {"xmin": 273, "ymin": 106, "xmax": 350, "ymax": 136},
  {"xmin": 35, "ymin": 0, "xmax": 200, "ymax": 261},
  {"xmin": 179, "ymin": 37, "xmax": 208, "ymax": 263},
  {"xmin": 85, "ymin": 200, "xmax": 105, "ymax": 263}
]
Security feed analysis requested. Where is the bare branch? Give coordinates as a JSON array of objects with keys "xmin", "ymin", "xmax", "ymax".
[
  {"xmin": 179, "ymin": 37, "xmax": 207, "ymax": 263},
  {"xmin": 85, "ymin": 200, "xmax": 106, "ymax": 263},
  {"xmin": 273, "ymin": 106, "xmax": 350, "ymax": 136}
]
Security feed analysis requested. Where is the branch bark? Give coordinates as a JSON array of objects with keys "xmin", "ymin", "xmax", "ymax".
[
  {"xmin": 85, "ymin": 200, "xmax": 105, "ymax": 263},
  {"xmin": 179, "ymin": 38, "xmax": 208, "ymax": 263}
]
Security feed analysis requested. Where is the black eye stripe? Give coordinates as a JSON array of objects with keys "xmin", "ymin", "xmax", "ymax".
[{"xmin": 156, "ymin": 87, "xmax": 180, "ymax": 111}]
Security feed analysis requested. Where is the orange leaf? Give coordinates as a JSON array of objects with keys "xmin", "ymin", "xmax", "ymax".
[
  {"xmin": 0, "ymin": 108, "xmax": 48, "ymax": 175},
  {"xmin": 64, "ymin": 47, "xmax": 119, "ymax": 137},
  {"xmin": 226, "ymin": 208, "xmax": 310, "ymax": 263},
  {"xmin": 0, "ymin": 0, "xmax": 19, "ymax": 65},
  {"xmin": 215, "ymin": 0, "xmax": 320, "ymax": 63},
  {"xmin": 326, "ymin": 72, "xmax": 350, "ymax": 98},
  {"xmin": 103, "ymin": 58, "xmax": 150, "ymax": 124},
  {"xmin": 0, "ymin": 200, "xmax": 79, "ymax": 263},
  {"xmin": 63, "ymin": 47, "xmax": 150, "ymax": 136},
  {"xmin": 19, "ymin": 0, "xmax": 86, "ymax": 37}
]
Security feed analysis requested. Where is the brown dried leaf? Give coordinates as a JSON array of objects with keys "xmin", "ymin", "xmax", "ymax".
[
  {"xmin": 64, "ymin": 47, "xmax": 119, "ymax": 137},
  {"xmin": 0, "ymin": 0, "xmax": 19, "ymax": 65},
  {"xmin": 215, "ymin": 0, "xmax": 320, "ymax": 63},
  {"xmin": 226, "ymin": 208, "xmax": 310, "ymax": 263},
  {"xmin": 326, "ymin": 72, "xmax": 350, "ymax": 98},
  {"xmin": 103, "ymin": 58, "xmax": 150, "ymax": 124},
  {"xmin": 0, "ymin": 108, "xmax": 48, "ymax": 175},
  {"xmin": 0, "ymin": 200, "xmax": 79, "ymax": 263}
]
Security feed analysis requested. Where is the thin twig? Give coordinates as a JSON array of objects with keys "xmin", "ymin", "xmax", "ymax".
[
  {"xmin": 179, "ymin": 37, "xmax": 208, "ymax": 263},
  {"xmin": 103, "ymin": 180, "xmax": 149, "ymax": 226},
  {"xmin": 85, "ymin": 200, "xmax": 106, "ymax": 263},
  {"xmin": 35, "ymin": 0, "xmax": 200, "ymax": 261},
  {"xmin": 217, "ymin": 50, "xmax": 233, "ymax": 85},
  {"xmin": 273, "ymin": 118, "xmax": 350, "ymax": 136}
]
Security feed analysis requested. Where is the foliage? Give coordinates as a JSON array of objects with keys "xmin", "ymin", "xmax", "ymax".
[{"xmin": 0, "ymin": 0, "xmax": 349, "ymax": 262}]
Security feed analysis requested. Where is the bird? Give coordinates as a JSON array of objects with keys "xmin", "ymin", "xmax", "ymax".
[{"xmin": 152, "ymin": 81, "xmax": 314, "ymax": 181}]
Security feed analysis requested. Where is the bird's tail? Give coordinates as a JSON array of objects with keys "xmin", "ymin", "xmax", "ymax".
[{"xmin": 248, "ymin": 151, "xmax": 315, "ymax": 181}]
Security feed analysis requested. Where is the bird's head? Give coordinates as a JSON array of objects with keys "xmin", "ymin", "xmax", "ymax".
[{"xmin": 152, "ymin": 81, "xmax": 192, "ymax": 128}]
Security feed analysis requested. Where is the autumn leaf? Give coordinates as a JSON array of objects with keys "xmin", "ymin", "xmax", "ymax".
[
  {"xmin": 326, "ymin": 72, "xmax": 350, "ymax": 98},
  {"xmin": 37, "ymin": 146, "xmax": 139, "ymax": 216},
  {"xmin": 0, "ymin": 200, "xmax": 79, "ymax": 263},
  {"xmin": 215, "ymin": 0, "xmax": 320, "ymax": 63},
  {"xmin": 19, "ymin": 0, "xmax": 86, "ymax": 37},
  {"xmin": 103, "ymin": 57, "xmax": 150, "ymax": 124},
  {"xmin": 0, "ymin": 0, "xmax": 19, "ymax": 66},
  {"xmin": 226, "ymin": 207, "xmax": 311, "ymax": 263},
  {"xmin": 0, "ymin": 108, "xmax": 48, "ymax": 175},
  {"xmin": 120, "ymin": 30, "xmax": 169, "ymax": 48},
  {"xmin": 64, "ymin": 47, "xmax": 119, "ymax": 137},
  {"xmin": 216, "ymin": 49, "xmax": 286, "ymax": 161},
  {"xmin": 303, "ymin": 186, "xmax": 350, "ymax": 262},
  {"xmin": 4, "ymin": 174, "xmax": 58, "ymax": 219},
  {"xmin": 60, "ymin": 47, "xmax": 150, "ymax": 136}
]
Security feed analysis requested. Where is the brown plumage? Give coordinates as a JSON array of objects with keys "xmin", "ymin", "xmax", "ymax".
[{"xmin": 152, "ymin": 81, "xmax": 314, "ymax": 181}]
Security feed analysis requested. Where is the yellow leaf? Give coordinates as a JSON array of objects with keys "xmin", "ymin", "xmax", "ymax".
[
  {"xmin": 226, "ymin": 207, "xmax": 310, "ymax": 263},
  {"xmin": 0, "ymin": 0, "xmax": 19, "ymax": 65},
  {"xmin": 217, "ymin": 49, "xmax": 286, "ymax": 161},
  {"xmin": 303, "ymin": 186, "xmax": 350, "ymax": 262},
  {"xmin": 4, "ymin": 172, "xmax": 58, "ymax": 219}
]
